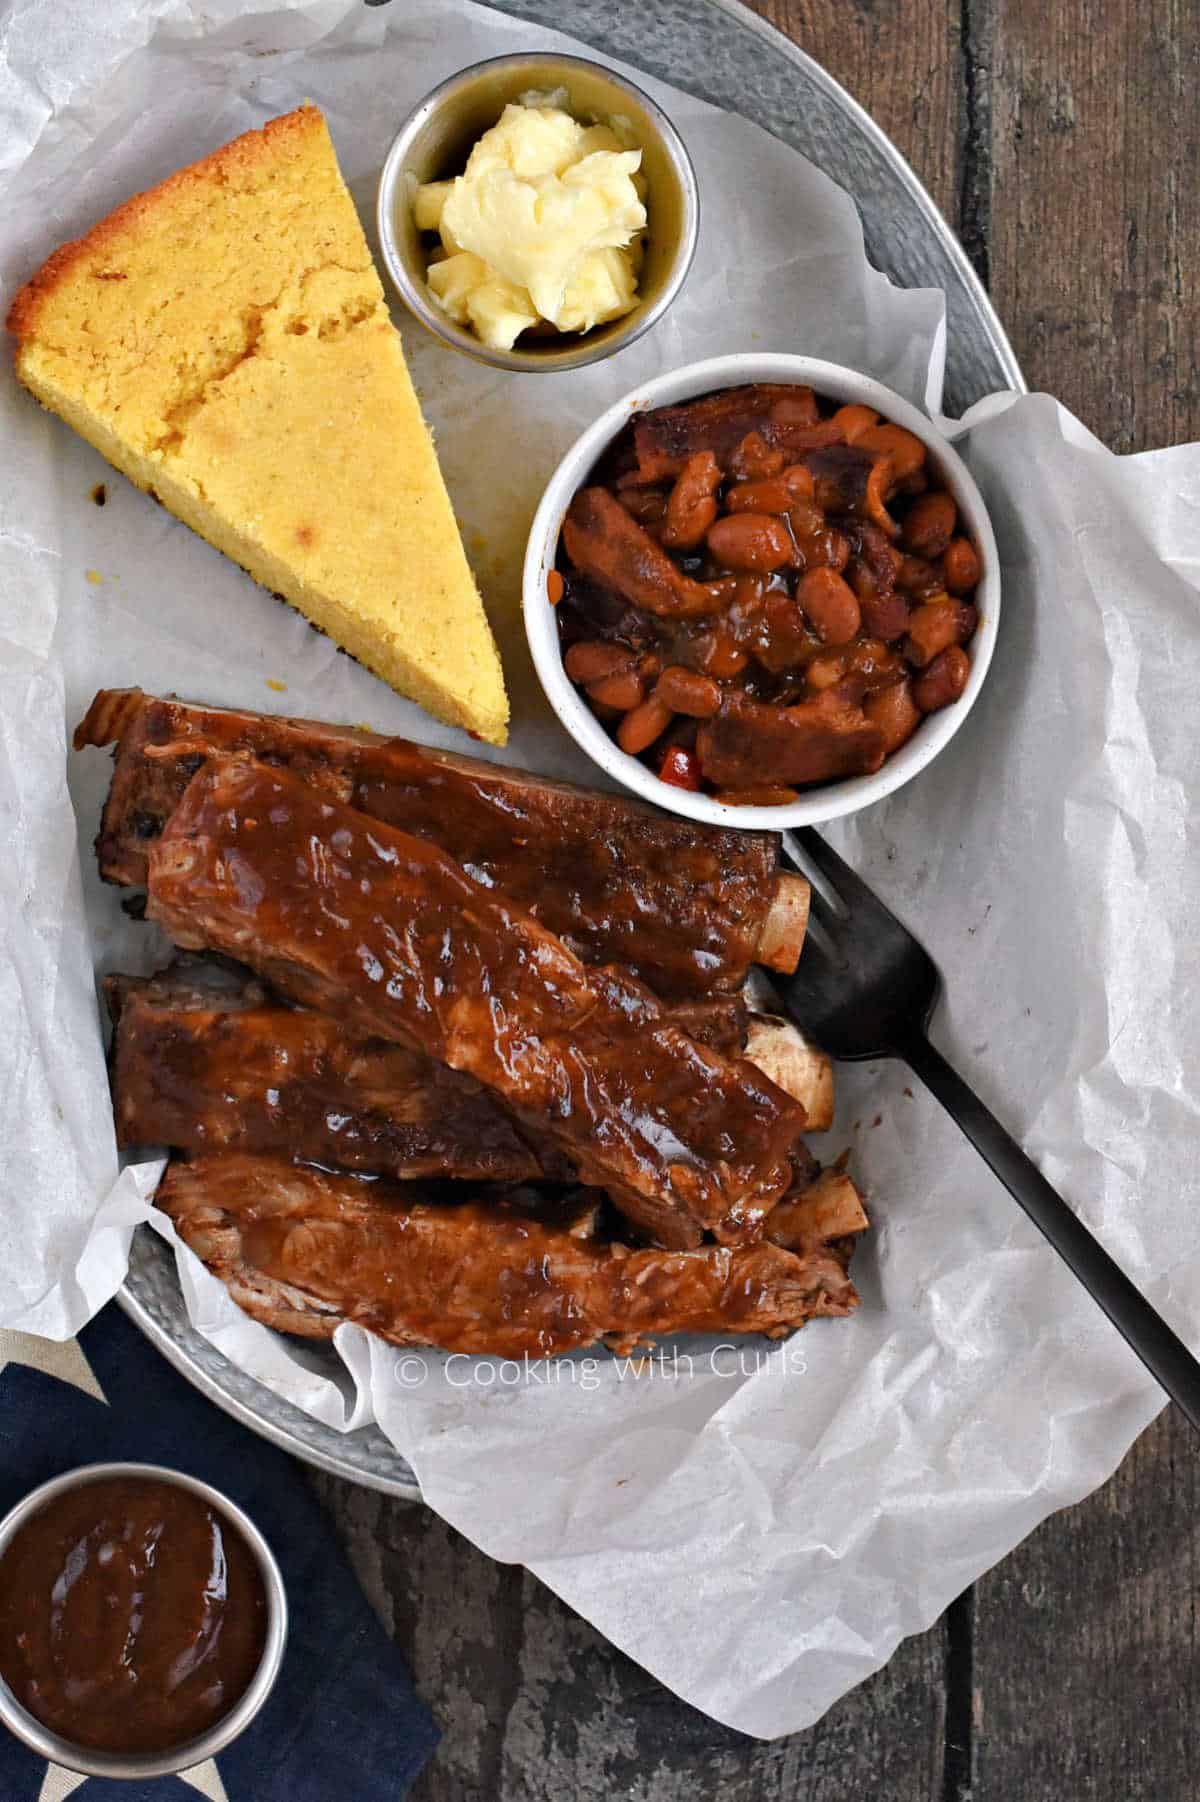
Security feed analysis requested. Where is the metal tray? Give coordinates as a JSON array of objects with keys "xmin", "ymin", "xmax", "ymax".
[{"xmin": 119, "ymin": 0, "xmax": 1025, "ymax": 1501}]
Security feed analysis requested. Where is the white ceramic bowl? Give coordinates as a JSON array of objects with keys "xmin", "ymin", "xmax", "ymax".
[{"xmin": 522, "ymin": 352, "xmax": 1001, "ymax": 829}]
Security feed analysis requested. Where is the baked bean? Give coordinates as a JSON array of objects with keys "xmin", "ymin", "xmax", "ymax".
[
  {"xmin": 617, "ymin": 696, "xmax": 674, "ymax": 755},
  {"xmin": 865, "ymin": 679, "xmax": 922, "ymax": 753},
  {"xmin": 845, "ymin": 557, "xmax": 876, "ymax": 604},
  {"xmin": 693, "ymin": 631, "xmax": 751, "ymax": 679},
  {"xmin": 565, "ymin": 640, "xmax": 636, "ymax": 685},
  {"xmin": 706, "ymin": 512, "xmax": 793, "ymax": 573},
  {"xmin": 830, "ymin": 404, "xmax": 879, "ymax": 443},
  {"xmin": 805, "ymin": 652, "xmax": 848, "ymax": 691},
  {"xmin": 725, "ymin": 464, "xmax": 815, "ymax": 515},
  {"xmin": 785, "ymin": 499, "xmax": 825, "ymax": 539},
  {"xmin": 728, "ymin": 432, "xmax": 785, "ymax": 480},
  {"xmin": 942, "ymin": 536, "xmax": 981, "ymax": 592},
  {"xmin": 655, "ymin": 665, "xmax": 723, "ymax": 717},
  {"xmin": 713, "ymin": 786, "xmax": 801, "ymax": 808},
  {"xmin": 661, "ymin": 452, "xmax": 721, "ymax": 550},
  {"xmin": 725, "ymin": 477, "xmax": 795, "ymax": 515},
  {"xmin": 912, "ymin": 645, "xmax": 970, "ymax": 712},
  {"xmin": 547, "ymin": 569, "xmax": 564, "ymax": 605},
  {"xmin": 904, "ymin": 596, "xmax": 976, "ymax": 667},
  {"xmin": 896, "ymin": 553, "xmax": 944, "ymax": 597},
  {"xmin": 903, "ymin": 490, "xmax": 957, "ymax": 558},
  {"xmin": 780, "ymin": 463, "xmax": 815, "ymax": 501},
  {"xmin": 826, "ymin": 529, "xmax": 851, "ymax": 572},
  {"xmin": 620, "ymin": 487, "xmax": 667, "ymax": 526},
  {"xmin": 796, "ymin": 568, "xmax": 862, "ymax": 646},
  {"xmin": 846, "ymin": 638, "xmax": 904, "ymax": 689},
  {"xmin": 754, "ymin": 593, "xmax": 814, "ymax": 672},
  {"xmin": 794, "ymin": 527, "xmax": 848, "ymax": 571},
  {"xmin": 657, "ymin": 745, "xmax": 703, "ymax": 790},
  {"xmin": 637, "ymin": 650, "xmax": 664, "ymax": 682},
  {"xmin": 587, "ymin": 669, "xmax": 646, "ymax": 710},
  {"xmin": 856, "ymin": 424, "xmax": 926, "ymax": 480},
  {"xmin": 729, "ymin": 571, "xmax": 768, "ymax": 610},
  {"xmin": 859, "ymin": 586, "xmax": 911, "ymax": 642}
]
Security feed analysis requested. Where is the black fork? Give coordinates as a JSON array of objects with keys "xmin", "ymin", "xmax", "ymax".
[{"xmin": 779, "ymin": 827, "xmax": 1200, "ymax": 1432}]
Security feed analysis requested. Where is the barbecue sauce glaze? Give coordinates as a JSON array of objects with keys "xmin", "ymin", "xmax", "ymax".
[
  {"xmin": 146, "ymin": 759, "xmax": 805, "ymax": 1251},
  {"xmin": 0, "ymin": 1476, "xmax": 267, "ymax": 1753},
  {"xmin": 74, "ymin": 687, "xmax": 780, "ymax": 999}
]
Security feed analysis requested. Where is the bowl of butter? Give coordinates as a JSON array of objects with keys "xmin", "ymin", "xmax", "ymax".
[{"xmin": 377, "ymin": 52, "xmax": 700, "ymax": 373}]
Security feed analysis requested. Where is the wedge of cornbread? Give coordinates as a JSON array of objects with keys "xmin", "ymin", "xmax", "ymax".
[{"xmin": 7, "ymin": 106, "xmax": 509, "ymax": 744}]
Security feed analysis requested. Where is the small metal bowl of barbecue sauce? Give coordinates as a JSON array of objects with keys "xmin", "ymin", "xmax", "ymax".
[{"xmin": 0, "ymin": 1462, "xmax": 287, "ymax": 1780}]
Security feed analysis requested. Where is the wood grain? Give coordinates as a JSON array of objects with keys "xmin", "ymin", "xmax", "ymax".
[
  {"xmin": 972, "ymin": 1405, "xmax": 1200, "ymax": 1799},
  {"xmin": 743, "ymin": 0, "xmax": 967, "ymax": 225},
  {"xmin": 309, "ymin": 1475, "xmax": 949, "ymax": 1802},
  {"xmin": 961, "ymin": 1, "xmax": 1200, "ymax": 1794},
  {"xmin": 988, "ymin": 0, "xmax": 1200, "ymax": 451}
]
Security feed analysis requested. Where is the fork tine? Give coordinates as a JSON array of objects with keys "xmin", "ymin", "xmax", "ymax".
[
  {"xmin": 775, "ymin": 832, "xmax": 942, "ymax": 1060},
  {"xmin": 794, "ymin": 907, "xmax": 845, "ymax": 971},
  {"xmin": 784, "ymin": 827, "xmax": 897, "ymax": 921}
]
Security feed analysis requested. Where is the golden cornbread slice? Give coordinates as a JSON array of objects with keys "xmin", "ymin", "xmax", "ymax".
[{"xmin": 7, "ymin": 106, "xmax": 509, "ymax": 744}]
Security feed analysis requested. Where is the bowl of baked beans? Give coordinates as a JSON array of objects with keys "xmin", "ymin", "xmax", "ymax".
[{"xmin": 523, "ymin": 353, "xmax": 1000, "ymax": 828}]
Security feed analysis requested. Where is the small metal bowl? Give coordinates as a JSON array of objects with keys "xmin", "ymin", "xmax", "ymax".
[
  {"xmin": 376, "ymin": 52, "xmax": 700, "ymax": 374},
  {"xmin": 0, "ymin": 1461, "xmax": 288, "ymax": 1781}
]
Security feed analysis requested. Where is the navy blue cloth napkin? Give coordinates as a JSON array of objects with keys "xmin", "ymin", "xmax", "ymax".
[{"xmin": 0, "ymin": 1304, "xmax": 439, "ymax": 1801}]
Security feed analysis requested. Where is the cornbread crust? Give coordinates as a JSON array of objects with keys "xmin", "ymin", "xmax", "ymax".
[{"xmin": 7, "ymin": 106, "xmax": 509, "ymax": 744}]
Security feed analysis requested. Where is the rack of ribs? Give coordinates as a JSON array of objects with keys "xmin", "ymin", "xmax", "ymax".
[
  {"xmin": 156, "ymin": 1155, "xmax": 858, "ymax": 1358},
  {"xmin": 74, "ymin": 688, "xmax": 809, "ymax": 997},
  {"xmin": 107, "ymin": 970, "xmax": 553, "ymax": 1183},
  {"xmin": 145, "ymin": 759, "xmax": 809, "ymax": 1250},
  {"xmin": 109, "ymin": 967, "xmax": 831, "ymax": 1186},
  {"xmin": 107, "ymin": 962, "xmax": 833, "ymax": 1179}
]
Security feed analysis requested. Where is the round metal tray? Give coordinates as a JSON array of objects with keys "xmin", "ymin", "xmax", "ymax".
[{"xmin": 119, "ymin": 0, "xmax": 1025, "ymax": 1501}]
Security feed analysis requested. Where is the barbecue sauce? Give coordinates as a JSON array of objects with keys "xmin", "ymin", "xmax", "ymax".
[
  {"xmin": 0, "ymin": 1476, "xmax": 267, "ymax": 1754},
  {"xmin": 74, "ymin": 688, "xmax": 780, "ymax": 1000}
]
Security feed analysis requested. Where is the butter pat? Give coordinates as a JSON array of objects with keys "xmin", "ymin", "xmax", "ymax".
[{"xmin": 415, "ymin": 98, "xmax": 646, "ymax": 351}]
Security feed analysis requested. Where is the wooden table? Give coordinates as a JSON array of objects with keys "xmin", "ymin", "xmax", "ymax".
[{"xmin": 314, "ymin": 4, "xmax": 1200, "ymax": 1795}]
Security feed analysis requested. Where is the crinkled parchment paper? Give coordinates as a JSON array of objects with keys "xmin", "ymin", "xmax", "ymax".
[{"xmin": 2, "ymin": 0, "xmax": 1199, "ymax": 1739}]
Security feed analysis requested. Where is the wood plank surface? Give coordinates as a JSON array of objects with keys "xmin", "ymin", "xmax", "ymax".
[
  {"xmin": 969, "ymin": 3, "xmax": 1200, "ymax": 1793},
  {"xmin": 747, "ymin": 0, "xmax": 966, "ymax": 223},
  {"xmin": 988, "ymin": 0, "xmax": 1200, "ymax": 452},
  {"xmin": 309, "ymin": 4, "xmax": 1200, "ymax": 1797},
  {"xmin": 972, "ymin": 1404, "xmax": 1200, "ymax": 1801}
]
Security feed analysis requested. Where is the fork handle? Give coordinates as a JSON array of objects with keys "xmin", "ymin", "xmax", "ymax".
[{"xmin": 902, "ymin": 1031, "xmax": 1200, "ymax": 1432}]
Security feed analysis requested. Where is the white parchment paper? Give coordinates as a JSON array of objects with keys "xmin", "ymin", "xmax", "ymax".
[{"xmin": 3, "ymin": 0, "xmax": 1199, "ymax": 1740}]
